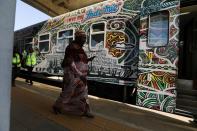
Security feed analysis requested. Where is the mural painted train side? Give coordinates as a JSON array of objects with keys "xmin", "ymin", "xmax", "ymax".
[
  {"xmin": 32, "ymin": 0, "xmax": 141, "ymax": 86},
  {"xmin": 15, "ymin": 0, "xmax": 185, "ymax": 114}
]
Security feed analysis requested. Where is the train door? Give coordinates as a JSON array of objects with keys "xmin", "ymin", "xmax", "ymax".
[
  {"xmin": 137, "ymin": 0, "xmax": 180, "ymax": 113},
  {"xmin": 177, "ymin": 4, "xmax": 197, "ymax": 114}
]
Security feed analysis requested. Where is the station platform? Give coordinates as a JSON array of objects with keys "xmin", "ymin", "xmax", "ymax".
[{"xmin": 11, "ymin": 78, "xmax": 197, "ymax": 131}]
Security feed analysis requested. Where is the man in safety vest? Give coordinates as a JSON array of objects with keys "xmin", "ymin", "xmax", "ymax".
[
  {"xmin": 21, "ymin": 48, "xmax": 27, "ymax": 68},
  {"xmin": 12, "ymin": 48, "xmax": 21, "ymax": 87},
  {"xmin": 25, "ymin": 47, "xmax": 37, "ymax": 85}
]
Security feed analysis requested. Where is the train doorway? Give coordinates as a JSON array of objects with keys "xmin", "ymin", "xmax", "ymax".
[{"xmin": 177, "ymin": 4, "xmax": 197, "ymax": 115}]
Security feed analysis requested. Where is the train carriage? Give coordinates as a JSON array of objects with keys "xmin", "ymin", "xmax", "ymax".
[
  {"xmin": 14, "ymin": 0, "xmax": 197, "ymax": 115},
  {"xmin": 32, "ymin": 0, "xmax": 140, "ymax": 87}
]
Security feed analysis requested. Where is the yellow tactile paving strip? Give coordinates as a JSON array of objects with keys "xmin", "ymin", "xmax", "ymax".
[{"xmin": 12, "ymin": 80, "xmax": 140, "ymax": 131}]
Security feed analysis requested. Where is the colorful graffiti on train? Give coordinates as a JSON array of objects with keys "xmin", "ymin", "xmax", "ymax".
[
  {"xmin": 137, "ymin": 0, "xmax": 179, "ymax": 113},
  {"xmin": 31, "ymin": 0, "xmax": 180, "ymax": 113},
  {"xmin": 33, "ymin": 0, "xmax": 141, "ymax": 85}
]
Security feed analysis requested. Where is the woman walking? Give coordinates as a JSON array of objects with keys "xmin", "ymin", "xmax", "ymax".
[{"xmin": 53, "ymin": 30, "xmax": 95, "ymax": 118}]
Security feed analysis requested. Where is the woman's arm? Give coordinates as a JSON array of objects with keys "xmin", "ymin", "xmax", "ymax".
[
  {"xmin": 71, "ymin": 62, "xmax": 83, "ymax": 76},
  {"xmin": 71, "ymin": 62, "xmax": 86, "ymax": 84}
]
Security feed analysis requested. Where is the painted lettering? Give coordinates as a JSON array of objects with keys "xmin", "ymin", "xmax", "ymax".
[{"xmin": 85, "ymin": 3, "xmax": 120, "ymax": 20}]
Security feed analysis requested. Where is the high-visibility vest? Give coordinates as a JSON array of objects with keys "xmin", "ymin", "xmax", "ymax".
[
  {"xmin": 26, "ymin": 52, "xmax": 37, "ymax": 67},
  {"xmin": 12, "ymin": 53, "xmax": 21, "ymax": 67},
  {"xmin": 22, "ymin": 50, "xmax": 27, "ymax": 59}
]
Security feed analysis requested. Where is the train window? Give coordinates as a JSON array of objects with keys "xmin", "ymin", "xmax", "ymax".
[
  {"xmin": 90, "ymin": 22, "xmax": 105, "ymax": 50},
  {"xmin": 15, "ymin": 39, "xmax": 24, "ymax": 52},
  {"xmin": 57, "ymin": 29, "xmax": 74, "ymax": 52},
  {"xmin": 25, "ymin": 37, "xmax": 33, "ymax": 50},
  {"xmin": 92, "ymin": 23, "xmax": 105, "ymax": 32},
  {"xmin": 148, "ymin": 11, "xmax": 169, "ymax": 47},
  {"xmin": 39, "ymin": 34, "xmax": 49, "ymax": 41},
  {"xmin": 38, "ymin": 34, "xmax": 50, "ymax": 53},
  {"xmin": 25, "ymin": 44, "xmax": 32, "ymax": 51},
  {"xmin": 25, "ymin": 37, "xmax": 33, "ymax": 44}
]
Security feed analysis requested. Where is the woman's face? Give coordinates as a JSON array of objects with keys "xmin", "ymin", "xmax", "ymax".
[
  {"xmin": 81, "ymin": 35, "xmax": 87, "ymax": 44},
  {"xmin": 76, "ymin": 35, "xmax": 86, "ymax": 46}
]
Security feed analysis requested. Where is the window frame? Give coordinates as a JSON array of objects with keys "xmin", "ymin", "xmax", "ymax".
[
  {"xmin": 38, "ymin": 33, "xmax": 50, "ymax": 53},
  {"xmin": 147, "ymin": 10, "xmax": 170, "ymax": 47},
  {"xmin": 56, "ymin": 28, "xmax": 75, "ymax": 53},
  {"xmin": 24, "ymin": 37, "xmax": 33, "ymax": 50},
  {"xmin": 89, "ymin": 22, "xmax": 106, "ymax": 51},
  {"xmin": 15, "ymin": 39, "xmax": 24, "ymax": 51}
]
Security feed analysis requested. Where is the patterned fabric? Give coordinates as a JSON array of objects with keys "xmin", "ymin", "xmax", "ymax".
[{"xmin": 54, "ymin": 42, "xmax": 90, "ymax": 115}]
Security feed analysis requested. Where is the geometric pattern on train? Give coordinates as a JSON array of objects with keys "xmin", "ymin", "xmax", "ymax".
[
  {"xmin": 140, "ymin": 0, "xmax": 179, "ymax": 16},
  {"xmin": 137, "ymin": 71, "xmax": 176, "ymax": 113},
  {"xmin": 138, "ymin": 71, "xmax": 176, "ymax": 91},
  {"xmin": 137, "ymin": 92, "xmax": 176, "ymax": 113},
  {"xmin": 106, "ymin": 19, "xmax": 126, "ymax": 30},
  {"xmin": 123, "ymin": 0, "xmax": 142, "ymax": 11},
  {"xmin": 137, "ymin": 0, "xmax": 179, "ymax": 113},
  {"xmin": 142, "ymin": 0, "xmax": 177, "ymax": 9},
  {"xmin": 40, "ymin": 15, "xmax": 65, "ymax": 33},
  {"xmin": 139, "ymin": 49, "xmax": 169, "ymax": 65}
]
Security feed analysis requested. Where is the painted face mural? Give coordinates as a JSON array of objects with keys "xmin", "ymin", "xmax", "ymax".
[{"xmin": 106, "ymin": 32, "xmax": 128, "ymax": 58}]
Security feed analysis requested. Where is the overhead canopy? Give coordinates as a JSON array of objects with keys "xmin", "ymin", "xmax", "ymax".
[
  {"xmin": 21, "ymin": 0, "xmax": 105, "ymax": 17},
  {"xmin": 21, "ymin": 0, "xmax": 197, "ymax": 17}
]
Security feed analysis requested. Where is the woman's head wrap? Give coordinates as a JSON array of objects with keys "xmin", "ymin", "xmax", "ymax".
[{"xmin": 75, "ymin": 29, "xmax": 86, "ymax": 37}]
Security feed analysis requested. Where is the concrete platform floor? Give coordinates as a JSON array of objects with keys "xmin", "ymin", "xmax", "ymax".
[{"xmin": 11, "ymin": 78, "xmax": 197, "ymax": 131}]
